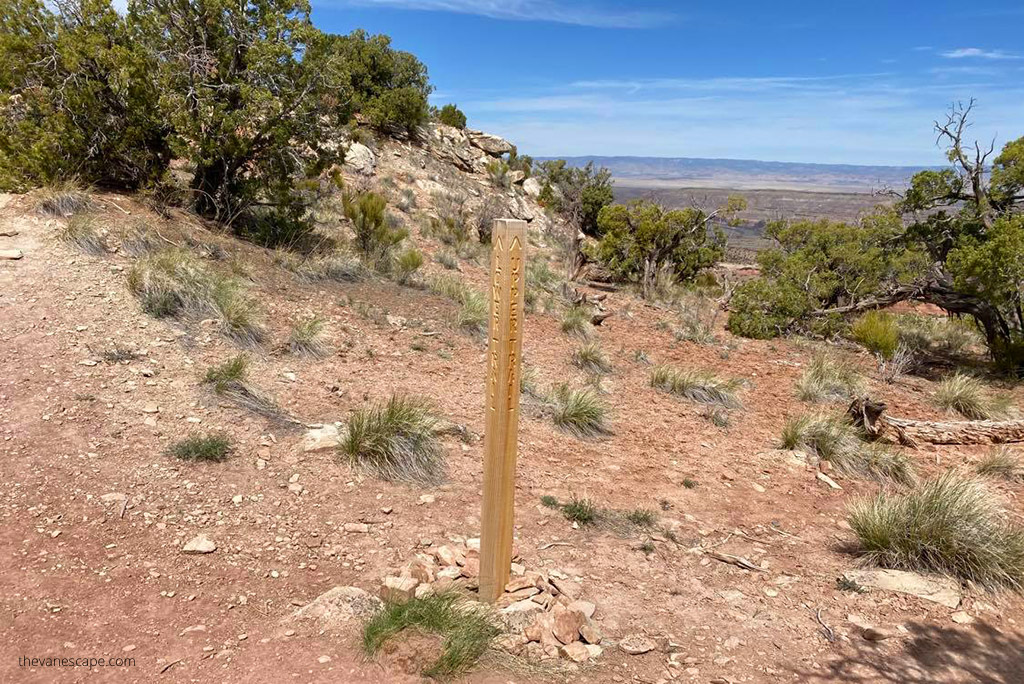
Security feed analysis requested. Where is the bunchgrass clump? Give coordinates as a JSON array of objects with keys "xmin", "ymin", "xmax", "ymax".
[
  {"xmin": 362, "ymin": 591, "xmax": 500, "ymax": 679},
  {"xmin": 650, "ymin": 365, "xmax": 742, "ymax": 409},
  {"xmin": 550, "ymin": 384, "xmax": 610, "ymax": 437},
  {"xmin": 289, "ymin": 316, "xmax": 327, "ymax": 357},
  {"xmin": 127, "ymin": 249, "xmax": 264, "ymax": 345},
  {"xmin": 35, "ymin": 182, "xmax": 91, "ymax": 217},
  {"xmin": 341, "ymin": 395, "xmax": 446, "ymax": 485},
  {"xmin": 292, "ymin": 252, "xmax": 366, "ymax": 283},
  {"xmin": 540, "ymin": 495, "xmax": 560, "ymax": 508},
  {"xmin": 700, "ymin": 406, "xmax": 731, "ymax": 429},
  {"xmin": 850, "ymin": 311, "xmax": 900, "ymax": 359},
  {"xmin": 673, "ymin": 293, "xmax": 719, "ymax": 345},
  {"xmin": 572, "ymin": 342, "xmax": 611, "ymax": 374},
  {"xmin": 167, "ymin": 433, "xmax": 232, "ymax": 462},
  {"xmin": 56, "ymin": 215, "xmax": 105, "ymax": 254},
  {"xmin": 795, "ymin": 352, "xmax": 864, "ymax": 402},
  {"xmin": 561, "ymin": 495, "xmax": 598, "ymax": 525},
  {"xmin": 849, "ymin": 472, "xmax": 1024, "ymax": 589},
  {"xmin": 101, "ymin": 345, "xmax": 140, "ymax": 363},
  {"xmin": 394, "ymin": 247, "xmax": 424, "ymax": 285},
  {"xmin": 202, "ymin": 355, "xmax": 282, "ymax": 419},
  {"xmin": 561, "ymin": 305, "xmax": 591, "ymax": 339},
  {"xmin": 625, "ymin": 509, "xmax": 657, "ymax": 527},
  {"xmin": 780, "ymin": 413, "xmax": 914, "ymax": 485},
  {"xmin": 934, "ymin": 373, "xmax": 1012, "ymax": 420},
  {"xmin": 429, "ymin": 274, "xmax": 487, "ymax": 335},
  {"xmin": 976, "ymin": 447, "xmax": 1024, "ymax": 482}
]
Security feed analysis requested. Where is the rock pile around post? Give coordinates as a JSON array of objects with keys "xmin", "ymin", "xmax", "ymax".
[{"xmin": 380, "ymin": 538, "xmax": 604, "ymax": 663}]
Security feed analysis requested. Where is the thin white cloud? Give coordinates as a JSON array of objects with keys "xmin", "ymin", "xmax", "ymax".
[
  {"xmin": 941, "ymin": 47, "xmax": 1021, "ymax": 60},
  {"xmin": 332, "ymin": 0, "xmax": 674, "ymax": 28}
]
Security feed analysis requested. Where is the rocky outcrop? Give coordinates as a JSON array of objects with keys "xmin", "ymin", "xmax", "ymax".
[
  {"xmin": 343, "ymin": 142, "xmax": 376, "ymax": 176},
  {"xmin": 466, "ymin": 129, "xmax": 514, "ymax": 156}
]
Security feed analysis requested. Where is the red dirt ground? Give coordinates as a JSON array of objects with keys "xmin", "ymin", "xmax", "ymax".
[{"xmin": 2, "ymin": 190, "xmax": 1023, "ymax": 684}]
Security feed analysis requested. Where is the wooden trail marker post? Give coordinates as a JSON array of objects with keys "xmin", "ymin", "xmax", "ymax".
[{"xmin": 479, "ymin": 218, "xmax": 527, "ymax": 603}]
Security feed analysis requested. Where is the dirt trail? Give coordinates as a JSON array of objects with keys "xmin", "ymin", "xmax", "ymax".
[{"xmin": 2, "ymin": 191, "xmax": 1023, "ymax": 683}]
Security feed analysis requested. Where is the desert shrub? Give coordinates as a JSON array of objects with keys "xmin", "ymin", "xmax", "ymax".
[
  {"xmin": 897, "ymin": 315, "xmax": 981, "ymax": 356},
  {"xmin": 851, "ymin": 311, "xmax": 900, "ymax": 359},
  {"xmin": 436, "ymin": 103, "xmax": 467, "ymax": 129},
  {"xmin": 435, "ymin": 250, "xmax": 459, "ymax": 271},
  {"xmin": 362, "ymin": 591, "xmax": 498, "ymax": 679},
  {"xmin": 56, "ymin": 215, "xmax": 105, "ymax": 255},
  {"xmin": 168, "ymin": 433, "xmax": 232, "ymax": 463},
  {"xmin": 396, "ymin": 188, "xmax": 417, "ymax": 213},
  {"xmin": 473, "ymin": 196, "xmax": 504, "ymax": 244},
  {"xmin": 534, "ymin": 159, "xmax": 613, "ymax": 237},
  {"xmin": 539, "ymin": 494, "xmax": 560, "ymax": 508},
  {"xmin": 650, "ymin": 365, "xmax": 742, "ymax": 409},
  {"xmin": 34, "ymin": 183, "xmax": 92, "ymax": 217},
  {"xmin": 795, "ymin": 352, "xmax": 864, "ymax": 402},
  {"xmin": 572, "ymin": 342, "xmax": 611, "ymax": 374},
  {"xmin": 594, "ymin": 197, "xmax": 741, "ymax": 297},
  {"xmin": 127, "ymin": 249, "xmax": 264, "ymax": 344},
  {"xmin": 486, "ymin": 160, "xmax": 510, "ymax": 189},
  {"xmin": 877, "ymin": 342, "xmax": 915, "ymax": 383},
  {"xmin": 561, "ymin": 495, "xmax": 599, "ymax": 525},
  {"xmin": 289, "ymin": 316, "xmax": 327, "ymax": 357},
  {"xmin": 561, "ymin": 305, "xmax": 592, "ymax": 339},
  {"xmin": 625, "ymin": 509, "xmax": 657, "ymax": 527},
  {"xmin": 341, "ymin": 394, "xmax": 445, "ymax": 485},
  {"xmin": 977, "ymin": 447, "xmax": 1024, "ymax": 482},
  {"xmin": 429, "ymin": 192, "xmax": 473, "ymax": 249},
  {"xmin": 780, "ymin": 413, "xmax": 914, "ymax": 484},
  {"xmin": 935, "ymin": 373, "xmax": 1012, "ymax": 420},
  {"xmin": 674, "ymin": 292, "xmax": 719, "ymax": 344},
  {"xmin": 849, "ymin": 472, "xmax": 1024, "ymax": 588},
  {"xmin": 344, "ymin": 191, "xmax": 407, "ymax": 268},
  {"xmin": 551, "ymin": 384, "xmax": 610, "ymax": 437},
  {"xmin": 394, "ymin": 248, "xmax": 424, "ymax": 284}
]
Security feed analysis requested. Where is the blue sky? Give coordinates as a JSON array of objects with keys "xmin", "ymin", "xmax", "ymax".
[{"xmin": 312, "ymin": 1, "xmax": 1024, "ymax": 165}]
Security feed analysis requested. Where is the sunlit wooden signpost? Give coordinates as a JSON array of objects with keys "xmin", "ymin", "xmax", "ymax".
[{"xmin": 479, "ymin": 218, "xmax": 527, "ymax": 603}]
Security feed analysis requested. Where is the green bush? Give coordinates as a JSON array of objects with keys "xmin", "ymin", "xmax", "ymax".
[
  {"xmin": 344, "ymin": 191, "xmax": 408, "ymax": 268},
  {"xmin": 851, "ymin": 311, "xmax": 900, "ymax": 358},
  {"xmin": 168, "ymin": 433, "xmax": 232, "ymax": 463},
  {"xmin": 436, "ymin": 103, "xmax": 467, "ymax": 129},
  {"xmin": 394, "ymin": 248, "xmax": 424, "ymax": 284}
]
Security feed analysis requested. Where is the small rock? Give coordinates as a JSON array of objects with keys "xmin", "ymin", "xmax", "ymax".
[
  {"xmin": 951, "ymin": 611, "xmax": 974, "ymax": 625},
  {"xmin": 141, "ymin": 403, "xmax": 160, "ymax": 414},
  {"xmin": 817, "ymin": 472, "xmax": 842, "ymax": 490},
  {"xmin": 567, "ymin": 600, "xmax": 596, "ymax": 619},
  {"xmin": 380, "ymin": 576, "xmax": 418, "ymax": 602},
  {"xmin": 561, "ymin": 641, "xmax": 591, "ymax": 662},
  {"xmin": 552, "ymin": 607, "xmax": 585, "ymax": 645},
  {"xmin": 181, "ymin": 534, "xmax": 216, "ymax": 554},
  {"xmin": 862, "ymin": 627, "xmax": 893, "ymax": 641},
  {"xmin": 303, "ymin": 424, "xmax": 341, "ymax": 452},
  {"xmin": 317, "ymin": 655, "xmax": 331, "ymax": 664},
  {"xmin": 343, "ymin": 522, "xmax": 370, "ymax": 534},
  {"xmin": 619, "ymin": 634, "xmax": 657, "ymax": 655}
]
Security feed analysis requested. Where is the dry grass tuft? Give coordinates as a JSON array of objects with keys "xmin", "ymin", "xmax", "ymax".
[
  {"xmin": 202, "ymin": 355, "xmax": 283, "ymax": 419},
  {"xmin": 168, "ymin": 433, "xmax": 232, "ymax": 463},
  {"xmin": 56, "ymin": 215, "xmax": 106, "ymax": 254},
  {"xmin": 428, "ymin": 274, "xmax": 487, "ymax": 334},
  {"xmin": 560, "ymin": 305, "xmax": 592, "ymax": 339},
  {"xmin": 849, "ymin": 472, "xmax": 1024, "ymax": 589},
  {"xmin": 572, "ymin": 342, "xmax": 611, "ymax": 374},
  {"xmin": 550, "ymin": 384, "xmax": 611, "ymax": 437},
  {"xmin": 934, "ymin": 373, "xmax": 1013, "ymax": 420},
  {"xmin": 650, "ymin": 365, "xmax": 742, "ymax": 409},
  {"xmin": 35, "ymin": 182, "xmax": 91, "ymax": 217},
  {"xmin": 795, "ymin": 352, "xmax": 864, "ymax": 402},
  {"xmin": 127, "ymin": 249, "xmax": 264, "ymax": 345},
  {"xmin": 976, "ymin": 447, "xmax": 1024, "ymax": 482},
  {"xmin": 289, "ymin": 316, "xmax": 328, "ymax": 357},
  {"xmin": 341, "ymin": 395, "xmax": 446, "ymax": 486},
  {"xmin": 780, "ymin": 413, "xmax": 914, "ymax": 485}
]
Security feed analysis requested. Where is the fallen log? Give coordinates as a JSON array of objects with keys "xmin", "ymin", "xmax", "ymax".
[{"xmin": 848, "ymin": 397, "xmax": 1024, "ymax": 447}]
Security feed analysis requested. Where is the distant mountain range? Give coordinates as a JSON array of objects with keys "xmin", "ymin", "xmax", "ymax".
[{"xmin": 543, "ymin": 155, "xmax": 941, "ymax": 193}]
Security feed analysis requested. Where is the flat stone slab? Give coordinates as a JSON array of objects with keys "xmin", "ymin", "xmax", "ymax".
[{"xmin": 843, "ymin": 568, "xmax": 961, "ymax": 608}]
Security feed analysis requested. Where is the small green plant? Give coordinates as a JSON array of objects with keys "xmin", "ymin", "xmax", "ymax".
[
  {"xmin": 934, "ymin": 373, "xmax": 1012, "ymax": 420},
  {"xmin": 572, "ymin": 342, "xmax": 612, "ymax": 374},
  {"xmin": 101, "ymin": 345, "xmax": 140, "ymax": 363},
  {"xmin": 202, "ymin": 355, "xmax": 282, "ymax": 418},
  {"xmin": 795, "ymin": 352, "xmax": 864, "ymax": 402},
  {"xmin": 561, "ymin": 305, "xmax": 592, "ymax": 339},
  {"xmin": 835, "ymin": 576, "xmax": 867, "ymax": 594},
  {"xmin": 289, "ymin": 316, "xmax": 327, "ymax": 357},
  {"xmin": 976, "ymin": 447, "xmax": 1024, "ymax": 482},
  {"xmin": 56, "ymin": 215, "xmax": 105, "ymax": 254},
  {"xmin": 551, "ymin": 384, "xmax": 610, "ymax": 437},
  {"xmin": 851, "ymin": 311, "xmax": 900, "ymax": 359},
  {"xmin": 849, "ymin": 472, "xmax": 1024, "ymax": 589},
  {"xmin": 683, "ymin": 478, "xmax": 698, "ymax": 489},
  {"xmin": 650, "ymin": 365, "xmax": 742, "ymax": 409},
  {"xmin": 435, "ymin": 250, "xmax": 460, "ymax": 270},
  {"xmin": 341, "ymin": 395, "xmax": 445, "ymax": 485},
  {"xmin": 396, "ymin": 188, "xmax": 417, "ymax": 213},
  {"xmin": 486, "ymin": 159, "xmax": 510, "ymax": 188},
  {"xmin": 168, "ymin": 433, "xmax": 232, "ymax": 462},
  {"xmin": 428, "ymin": 275, "xmax": 487, "ymax": 335},
  {"xmin": 625, "ymin": 509, "xmax": 657, "ymax": 527},
  {"xmin": 362, "ymin": 591, "xmax": 499, "ymax": 679},
  {"xmin": 540, "ymin": 495, "xmax": 560, "ymax": 508},
  {"xmin": 561, "ymin": 495, "xmax": 598, "ymax": 525},
  {"xmin": 639, "ymin": 540, "xmax": 656, "ymax": 555},
  {"xmin": 394, "ymin": 247, "xmax": 424, "ymax": 284}
]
